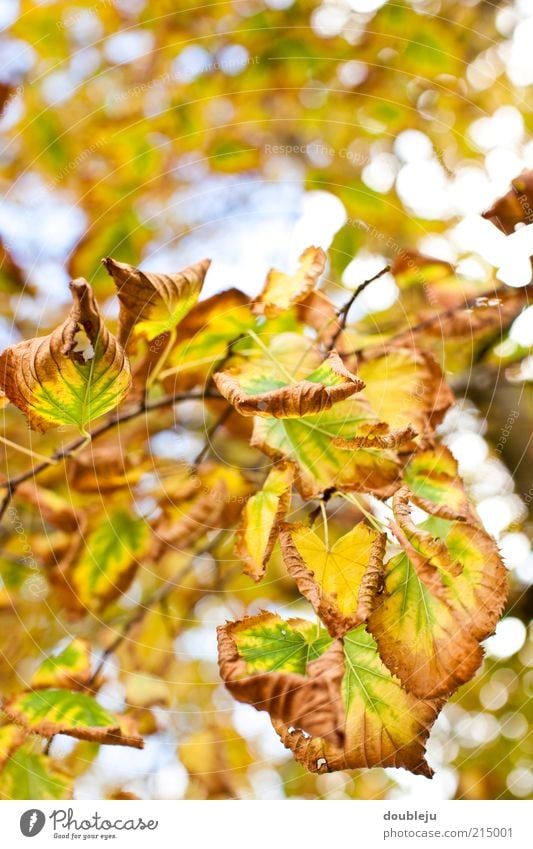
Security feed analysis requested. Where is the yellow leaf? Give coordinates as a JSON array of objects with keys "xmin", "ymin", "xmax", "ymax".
[
  {"xmin": 236, "ymin": 462, "xmax": 294, "ymax": 582},
  {"xmin": 252, "ymin": 246, "xmax": 326, "ymax": 317},
  {"xmin": 280, "ymin": 522, "xmax": 385, "ymax": 637}
]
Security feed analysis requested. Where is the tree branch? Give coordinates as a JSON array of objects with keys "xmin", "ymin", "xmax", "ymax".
[
  {"xmin": 0, "ymin": 388, "xmax": 220, "ymax": 523},
  {"xmin": 328, "ymin": 264, "xmax": 391, "ymax": 351}
]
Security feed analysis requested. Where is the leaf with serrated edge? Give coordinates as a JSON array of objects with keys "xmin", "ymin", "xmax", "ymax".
[
  {"xmin": 218, "ymin": 613, "xmax": 441, "ymax": 777},
  {"xmin": 0, "ymin": 280, "xmax": 131, "ymax": 433},
  {"xmin": 31, "ymin": 638, "xmax": 92, "ymax": 691},
  {"xmin": 236, "ymin": 463, "xmax": 294, "ymax": 582},
  {"xmin": 214, "ymin": 350, "xmax": 364, "ymax": 418},
  {"xmin": 103, "ymin": 256, "xmax": 210, "ymax": 345},
  {"xmin": 3, "ymin": 689, "xmax": 143, "ymax": 749},
  {"xmin": 252, "ymin": 246, "xmax": 326, "ymax": 317},
  {"xmin": 368, "ymin": 489, "xmax": 508, "ymax": 698},
  {"xmin": 280, "ymin": 522, "xmax": 385, "ymax": 637}
]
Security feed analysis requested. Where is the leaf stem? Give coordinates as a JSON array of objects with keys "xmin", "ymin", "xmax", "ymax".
[
  {"xmin": 0, "ymin": 435, "xmax": 58, "ymax": 465},
  {"xmin": 340, "ymin": 492, "xmax": 383, "ymax": 533},
  {"xmin": 146, "ymin": 327, "xmax": 177, "ymax": 388},
  {"xmin": 320, "ymin": 500, "xmax": 329, "ymax": 550}
]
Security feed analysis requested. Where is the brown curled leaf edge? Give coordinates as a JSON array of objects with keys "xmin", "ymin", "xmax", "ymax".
[
  {"xmin": 367, "ymin": 488, "xmax": 508, "ymax": 699},
  {"xmin": 279, "ymin": 521, "xmax": 386, "ymax": 638},
  {"xmin": 218, "ymin": 612, "xmax": 443, "ymax": 777},
  {"xmin": 213, "ymin": 351, "xmax": 364, "ymax": 418},
  {"xmin": 0, "ymin": 279, "xmax": 131, "ymax": 433}
]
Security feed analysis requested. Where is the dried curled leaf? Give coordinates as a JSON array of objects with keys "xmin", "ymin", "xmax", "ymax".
[
  {"xmin": 218, "ymin": 612, "xmax": 441, "ymax": 777},
  {"xmin": 236, "ymin": 462, "xmax": 294, "ymax": 582},
  {"xmin": 103, "ymin": 255, "xmax": 211, "ymax": 344},
  {"xmin": 333, "ymin": 422, "xmax": 417, "ymax": 451},
  {"xmin": 0, "ymin": 279, "xmax": 131, "ymax": 433},
  {"xmin": 280, "ymin": 522, "xmax": 385, "ymax": 637},
  {"xmin": 3, "ymin": 689, "xmax": 144, "ymax": 748},
  {"xmin": 482, "ymin": 170, "xmax": 533, "ymax": 235},
  {"xmin": 30, "ymin": 638, "xmax": 92, "ymax": 691},
  {"xmin": 214, "ymin": 350, "xmax": 364, "ymax": 418},
  {"xmin": 368, "ymin": 489, "xmax": 508, "ymax": 698},
  {"xmin": 252, "ymin": 246, "xmax": 326, "ymax": 317}
]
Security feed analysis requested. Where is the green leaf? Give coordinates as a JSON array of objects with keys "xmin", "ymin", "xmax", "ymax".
[
  {"xmin": 31, "ymin": 638, "xmax": 92, "ymax": 690},
  {"xmin": 3, "ymin": 689, "xmax": 144, "ymax": 748},
  {"xmin": 0, "ymin": 747, "xmax": 72, "ymax": 800},
  {"xmin": 70, "ymin": 510, "xmax": 151, "ymax": 611},
  {"xmin": 230, "ymin": 612, "xmax": 333, "ymax": 676}
]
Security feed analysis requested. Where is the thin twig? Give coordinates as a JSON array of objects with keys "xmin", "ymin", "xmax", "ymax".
[
  {"xmin": 351, "ymin": 280, "xmax": 533, "ymax": 357},
  {"xmin": 328, "ymin": 264, "xmax": 391, "ymax": 351},
  {"xmin": 192, "ymin": 331, "xmax": 246, "ymax": 464}
]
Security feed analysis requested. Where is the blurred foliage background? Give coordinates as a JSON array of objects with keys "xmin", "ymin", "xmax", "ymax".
[{"xmin": 0, "ymin": 0, "xmax": 532, "ymax": 800}]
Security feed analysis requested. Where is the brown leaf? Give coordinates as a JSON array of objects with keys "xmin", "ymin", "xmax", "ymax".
[
  {"xmin": 103, "ymin": 256, "xmax": 211, "ymax": 345},
  {"xmin": 218, "ymin": 613, "xmax": 442, "ymax": 776},
  {"xmin": 482, "ymin": 170, "xmax": 533, "ymax": 234},
  {"xmin": 0, "ymin": 279, "xmax": 131, "ymax": 432},
  {"xmin": 333, "ymin": 423, "xmax": 418, "ymax": 451}
]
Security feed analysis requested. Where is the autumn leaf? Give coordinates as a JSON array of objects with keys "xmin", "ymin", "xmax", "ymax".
[
  {"xmin": 31, "ymin": 639, "xmax": 92, "ymax": 691},
  {"xmin": 67, "ymin": 510, "xmax": 151, "ymax": 612},
  {"xmin": 280, "ymin": 522, "xmax": 385, "ymax": 637},
  {"xmin": 0, "ymin": 747, "xmax": 72, "ymax": 800},
  {"xmin": 0, "ymin": 725, "xmax": 25, "ymax": 770},
  {"xmin": 356, "ymin": 348, "xmax": 454, "ymax": 436},
  {"xmin": 236, "ymin": 462, "xmax": 294, "ymax": 582},
  {"xmin": 0, "ymin": 279, "xmax": 131, "ymax": 433},
  {"xmin": 252, "ymin": 246, "xmax": 326, "ymax": 317},
  {"xmin": 368, "ymin": 489, "xmax": 508, "ymax": 698},
  {"xmin": 482, "ymin": 170, "xmax": 533, "ymax": 234},
  {"xmin": 3, "ymin": 689, "xmax": 144, "ymax": 748},
  {"xmin": 179, "ymin": 725, "xmax": 253, "ymax": 798},
  {"xmin": 402, "ymin": 445, "xmax": 474, "ymax": 521},
  {"xmin": 103, "ymin": 256, "xmax": 211, "ymax": 345},
  {"xmin": 215, "ymin": 334, "xmax": 407, "ymax": 498},
  {"xmin": 161, "ymin": 288, "xmax": 255, "ymax": 392},
  {"xmin": 218, "ymin": 612, "xmax": 442, "ymax": 776},
  {"xmin": 214, "ymin": 350, "xmax": 364, "ymax": 418}
]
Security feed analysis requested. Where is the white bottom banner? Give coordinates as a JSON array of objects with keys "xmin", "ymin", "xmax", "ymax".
[{"xmin": 2, "ymin": 800, "xmax": 531, "ymax": 848}]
